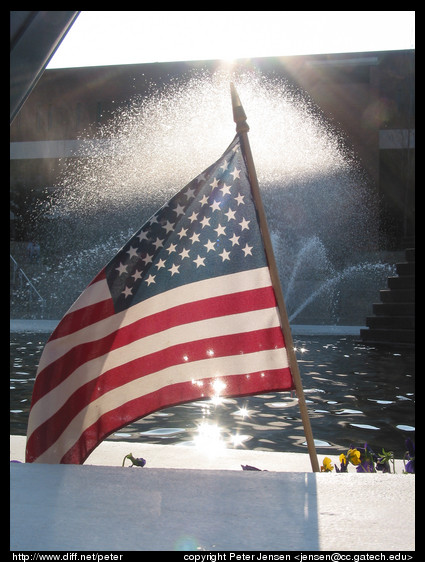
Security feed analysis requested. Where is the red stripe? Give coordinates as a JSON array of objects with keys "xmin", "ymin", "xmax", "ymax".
[
  {"xmin": 26, "ymin": 327, "xmax": 287, "ymax": 460},
  {"xmin": 49, "ymin": 269, "xmax": 111, "ymax": 340},
  {"xmin": 31, "ymin": 286, "xmax": 278, "ymax": 405},
  {"xmin": 50, "ymin": 298, "xmax": 115, "ymax": 341},
  {"xmin": 60, "ymin": 367, "xmax": 294, "ymax": 464},
  {"xmin": 89, "ymin": 268, "xmax": 107, "ymax": 285}
]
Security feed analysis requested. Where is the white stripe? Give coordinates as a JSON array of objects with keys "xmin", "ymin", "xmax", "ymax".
[
  {"xmin": 34, "ymin": 347, "xmax": 289, "ymax": 463},
  {"xmin": 37, "ymin": 267, "xmax": 273, "ymax": 373},
  {"xmin": 27, "ymin": 306, "xmax": 283, "ymax": 437}
]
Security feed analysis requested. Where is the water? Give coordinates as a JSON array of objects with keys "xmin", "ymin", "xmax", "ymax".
[
  {"xmin": 18, "ymin": 68, "xmax": 389, "ymax": 323},
  {"xmin": 10, "ymin": 332, "xmax": 415, "ymax": 458}
]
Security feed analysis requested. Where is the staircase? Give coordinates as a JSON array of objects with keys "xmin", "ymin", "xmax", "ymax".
[{"xmin": 360, "ymin": 248, "xmax": 415, "ymax": 347}]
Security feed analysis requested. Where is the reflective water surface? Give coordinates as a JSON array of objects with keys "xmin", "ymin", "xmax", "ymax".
[{"xmin": 10, "ymin": 332, "xmax": 414, "ymax": 458}]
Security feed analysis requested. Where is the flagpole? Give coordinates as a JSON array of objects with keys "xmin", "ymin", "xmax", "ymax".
[{"xmin": 230, "ymin": 83, "xmax": 320, "ymax": 473}]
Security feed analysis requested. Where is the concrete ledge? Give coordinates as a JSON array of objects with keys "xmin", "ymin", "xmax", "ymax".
[
  {"xmin": 10, "ymin": 462, "xmax": 414, "ymax": 551},
  {"xmin": 10, "ymin": 319, "xmax": 59, "ymax": 333},
  {"xmin": 10, "ymin": 436, "xmax": 414, "ymax": 550}
]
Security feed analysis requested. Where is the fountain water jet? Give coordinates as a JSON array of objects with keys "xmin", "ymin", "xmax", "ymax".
[
  {"xmin": 28, "ymin": 68, "xmax": 389, "ymax": 323},
  {"xmin": 288, "ymin": 261, "xmax": 395, "ymax": 323}
]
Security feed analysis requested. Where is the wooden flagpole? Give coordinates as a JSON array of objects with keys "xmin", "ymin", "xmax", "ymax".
[{"xmin": 230, "ymin": 82, "xmax": 320, "ymax": 472}]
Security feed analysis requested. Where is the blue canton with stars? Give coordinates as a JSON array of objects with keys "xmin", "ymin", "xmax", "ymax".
[{"xmin": 104, "ymin": 136, "xmax": 268, "ymax": 313}]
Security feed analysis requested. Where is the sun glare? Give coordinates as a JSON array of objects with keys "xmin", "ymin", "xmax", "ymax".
[
  {"xmin": 235, "ymin": 406, "xmax": 250, "ymax": 418},
  {"xmin": 230, "ymin": 433, "xmax": 251, "ymax": 447},
  {"xmin": 194, "ymin": 422, "xmax": 226, "ymax": 456}
]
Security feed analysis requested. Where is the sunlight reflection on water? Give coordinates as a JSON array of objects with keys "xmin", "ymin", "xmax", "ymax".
[{"xmin": 10, "ymin": 332, "xmax": 414, "ymax": 457}]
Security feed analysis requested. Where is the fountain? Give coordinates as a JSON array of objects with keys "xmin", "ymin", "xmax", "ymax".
[{"xmin": 18, "ymin": 68, "xmax": 394, "ymax": 323}]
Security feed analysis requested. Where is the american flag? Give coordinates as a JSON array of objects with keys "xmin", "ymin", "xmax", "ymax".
[{"xmin": 26, "ymin": 135, "xmax": 294, "ymax": 464}]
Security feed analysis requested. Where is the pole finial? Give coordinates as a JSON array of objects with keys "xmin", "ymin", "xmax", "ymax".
[{"xmin": 230, "ymin": 82, "xmax": 249, "ymax": 134}]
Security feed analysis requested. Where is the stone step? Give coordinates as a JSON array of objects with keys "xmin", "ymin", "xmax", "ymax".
[
  {"xmin": 356, "ymin": 248, "xmax": 415, "ymax": 346},
  {"xmin": 366, "ymin": 315, "xmax": 415, "ymax": 330},
  {"xmin": 396, "ymin": 261, "xmax": 415, "ymax": 276},
  {"xmin": 372, "ymin": 302, "xmax": 415, "ymax": 316},
  {"xmin": 359, "ymin": 327, "xmax": 415, "ymax": 344},
  {"xmin": 405, "ymin": 247, "xmax": 415, "ymax": 262},
  {"xmin": 387, "ymin": 275, "xmax": 414, "ymax": 290},
  {"xmin": 379, "ymin": 288, "xmax": 415, "ymax": 303}
]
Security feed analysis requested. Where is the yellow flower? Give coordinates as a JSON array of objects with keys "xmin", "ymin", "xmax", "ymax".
[
  {"xmin": 347, "ymin": 448, "xmax": 361, "ymax": 465},
  {"xmin": 339, "ymin": 453, "xmax": 347, "ymax": 464},
  {"xmin": 320, "ymin": 457, "xmax": 334, "ymax": 472}
]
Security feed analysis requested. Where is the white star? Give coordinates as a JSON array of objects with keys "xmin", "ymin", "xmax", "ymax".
[
  {"xmin": 199, "ymin": 194, "xmax": 209, "ymax": 206},
  {"xmin": 224, "ymin": 208, "xmax": 236, "ymax": 221},
  {"xmin": 163, "ymin": 220, "xmax": 175, "ymax": 233},
  {"xmin": 137, "ymin": 230, "xmax": 149, "ymax": 242},
  {"xmin": 190, "ymin": 232, "xmax": 200, "ymax": 244},
  {"xmin": 193, "ymin": 255, "xmax": 206, "ymax": 268},
  {"xmin": 142, "ymin": 253, "xmax": 153, "ymax": 265},
  {"xmin": 115, "ymin": 262, "xmax": 128, "ymax": 276},
  {"xmin": 185, "ymin": 187, "xmax": 196, "ymax": 199},
  {"xmin": 132, "ymin": 269, "xmax": 143, "ymax": 280},
  {"xmin": 166, "ymin": 243, "xmax": 177, "ymax": 254},
  {"xmin": 230, "ymin": 167, "xmax": 241, "ymax": 180},
  {"xmin": 169, "ymin": 263, "xmax": 180, "ymax": 276},
  {"xmin": 177, "ymin": 227, "xmax": 188, "ymax": 239},
  {"xmin": 210, "ymin": 200, "xmax": 221, "ymax": 212},
  {"xmin": 204, "ymin": 239, "xmax": 216, "ymax": 252},
  {"xmin": 229, "ymin": 233, "xmax": 240, "ymax": 246},
  {"xmin": 220, "ymin": 183, "xmax": 232, "ymax": 195},
  {"xmin": 179, "ymin": 248, "xmax": 190, "ymax": 260},
  {"xmin": 126, "ymin": 246, "xmax": 139, "ymax": 259},
  {"xmin": 239, "ymin": 218, "xmax": 250, "ymax": 231},
  {"xmin": 122, "ymin": 286, "xmax": 133, "ymax": 298},
  {"xmin": 200, "ymin": 216, "xmax": 211, "ymax": 228},
  {"xmin": 220, "ymin": 159, "xmax": 229, "ymax": 171},
  {"xmin": 156, "ymin": 258, "xmax": 166, "ymax": 269},
  {"xmin": 145, "ymin": 274, "xmax": 156, "ymax": 285},
  {"xmin": 188, "ymin": 211, "xmax": 199, "ymax": 223},
  {"xmin": 153, "ymin": 237, "xmax": 164, "ymax": 249},
  {"xmin": 210, "ymin": 177, "xmax": 219, "ymax": 188},
  {"xmin": 235, "ymin": 193, "xmax": 245, "ymax": 205},
  {"xmin": 214, "ymin": 224, "xmax": 226, "ymax": 237},
  {"xmin": 242, "ymin": 243, "xmax": 253, "ymax": 256},
  {"xmin": 197, "ymin": 172, "xmax": 206, "ymax": 183},
  {"xmin": 219, "ymin": 249, "xmax": 231, "ymax": 262},
  {"xmin": 173, "ymin": 203, "xmax": 185, "ymax": 216}
]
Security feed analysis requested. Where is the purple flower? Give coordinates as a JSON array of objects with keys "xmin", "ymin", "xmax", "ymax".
[
  {"xmin": 405, "ymin": 438, "xmax": 415, "ymax": 457},
  {"xmin": 131, "ymin": 456, "xmax": 146, "ymax": 467},
  {"xmin": 405, "ymin": 459, "xmax": 415, "ymax": 473},
  {"xmin": 122, "ymin": 453, "xmax": 146, "ymax": 467},
  {"xmin": 356, "ymin": 459, "xmax": 375, "ymax": 473},
  {"xmin": 404, "ymin": 439, "xmax": 415, "ymax": 474},
  {"xmin": 375, "ymin": 457, "xmax": 391, "ymax": 473},
  {"xmin": 355, "ymin": 444, "xmax": 377, "ymax": 473}
]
